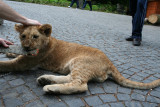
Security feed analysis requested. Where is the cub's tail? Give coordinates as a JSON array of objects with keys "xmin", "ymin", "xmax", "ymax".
[{"xmin": 111, "ymin": 66, "xmax": 160, "ymax": 89}]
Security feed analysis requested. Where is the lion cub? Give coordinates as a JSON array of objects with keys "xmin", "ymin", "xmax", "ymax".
[{"xmin": 0, "ymin": 24, "xmax": 160, "ymax": 94}]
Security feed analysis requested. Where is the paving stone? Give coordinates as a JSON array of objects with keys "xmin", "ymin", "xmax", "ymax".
[
  {"xmin": 154, "ymin": 86, "xmax": 160, "ymax": 92},
  {"xmin": 39, "ymin": 94, "xmax": 60, "ymax": 105},
  {"xmin": 0, "ymin": 82, "xmax": 10, "ymax": 90},
  {"xmin": 3, "ymin": 98, "xmax": 23, "ymax": 107},
  {"xmin": 93, "ymin": 104, "xmax": 110, "ymax": 107},
  {"xmin": 142, "ymin": 102, "xmax": 158, "ymax": 107},
  {"xmin": 146, "ymin": 95, "xmax": 160, "ymax": 103},
  {"xmin": 65, "ymin": 98, "xmax": 85, "ymax": 107},
  {"xmin": 117, "ymin": 93, "xmax": 131, "ymax": 101},
  {"xmin": 88, "ymin": 83, "xmax": 105, "ymax": 95},
  {"xmin": 129, "ymin": 74, "xmax": 144, "ymax": 81},
  {"xmin": 133, "ymin": 89, "xmax": 149, "ymax": 96},
  {"xmin": 48, "ymin": 102, "xmax": 68, "ymax": 107},
  {"xmin": 103, "ymin": 81, "xmax": 118, "ymax": 93},
  {"xmin": 147, "ymin": 76, "xmax": 158, "ymax": 81},
  {"xmin": 84, "ymin": 96, "xmax": 103, "ymax": 106},
  {"xmin": 31, "ymin": 86, "xmax": 45, "ymax": 96},
  {"xmin": 25, "ymin": 81, "xmax": 39, "ymax": 89},
  {"xmin": 26, "ymin": 100, "xmax": 44, "ymax": 107},
  {"xmin": 15, "ymin": 85, "xmax": 31, "ymax": 94},
  {"xmin": 0, "ymin": 78, "xmax": 6, "ymax": 84},
  {"xmin": 128, "ymin": 68, "xmax": 140, "ymax": 73},
  {"xmin": 125, "ymin": 101, "xmax": 142, "ymax": 107},
  {"xmin": 136, "ymin": 72, "xmax": 150, "ymax": 78},
  {"xmin": 0, "ymin": 57, "xmax": 9, "ymax": 61},
  {"xmin": 122, "ymin": 70, "xmax": 135, "ymax": 75},
  {"xmin": 21, "ymin": 91, "xmax": 37, "ymax": 102},
  {"xmin": 118, "ymin": 86, "xmax": 131, "ymax": 94},
  {"xmin": 3, "ymin": 75, "xmax": 17, "ymax": 81},
  {"xmin": 99, "ymin": 94, "xmax": 117, "ymax": 103},
  {"xmin": 3, "ymin": 92, "xmax": 19, "ymax": 100},
  {"xmin": 109, "ymin": 102, "xmax": 124, "ymax": 107},
  {"xmin": 121, "ymin": 73, "xmax": 130, "ymax": 79},
  {"xmin": 150, "ymin": 90, "xmax": 160, "ymax": 98},
  {"xmin": 131, "ymin": 92, "xmax": 145, "ymax": 101},
  {"xmin": 9, "ymin": 78, "xmax": 25, "ymax": 87}
]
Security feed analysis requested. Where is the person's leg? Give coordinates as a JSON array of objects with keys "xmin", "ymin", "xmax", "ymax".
[
  {"xmin": 132, "ymin": 0, "xmax": 147, "ymax": 39},
  {"xmin": 82, "ymin": 1, "xmax": 87, "ymax": 9},
  {"xmin": 126, "ymin": 0, "xmax": 137, "ymax": 41},
  {"xmin": 70, "ymin": 0, "xmax": 75, "ymax": 7},
  {"xmin": 76, "ymin": 0, "xmax": 79, "ymax": 8},
  {"xmin": 88, "ymin": 1, "xmax": 92, "ymax": 11},
  {"xmin": 132, "ymin": 0, "xmax": 147, "ymax": 46}
]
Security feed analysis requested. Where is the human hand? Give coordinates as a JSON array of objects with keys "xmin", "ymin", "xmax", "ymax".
[
  {"xmin": 0, "ymin": 38, "xmax": 14, "ymax": 48},
  {"xmin": 24, "ymin": 18, "xmax": 42, "ymax": 26}
]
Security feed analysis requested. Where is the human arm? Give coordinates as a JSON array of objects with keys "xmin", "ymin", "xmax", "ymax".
[{"xmin": 0, "ymin": 0, "xmax": 41, "ymax": 25}]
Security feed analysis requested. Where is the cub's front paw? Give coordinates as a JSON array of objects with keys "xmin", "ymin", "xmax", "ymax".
[{"xmin": 37, "ymin": 75, "xmax": 52, "ymax": 86}]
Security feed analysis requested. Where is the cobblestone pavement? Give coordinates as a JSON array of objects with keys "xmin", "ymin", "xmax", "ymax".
[{"xmin": 0, "ymin": 0, "xmax": 160, "ymax": 107}]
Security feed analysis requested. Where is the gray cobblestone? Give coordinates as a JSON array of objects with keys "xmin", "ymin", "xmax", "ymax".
[
  {"xmin": 94, "ymin": 104, "xmax": 110, "ymax": 107},
  {"xmin": 131, "ymin": 92, "xmax": 145, "ymax": 101},
  {"xmin": 133, "ymin": 89, "xmax": 149, "ymax": 96},
  {"xmin": 48, "ymin": 102, "xmax": 68, "ymax": 107},
  {"xmin": 84, "ymin": 96, "xmax": 103, "ymax": 106},
  {"xmin": 99, "ymin": 94, "xmax": 117, "ymax": 103},
  {"xmin": 146, "ymin": 95, "xmax": 160, "ymax": 103},
  {"xmin": 3, "ymin": 98, "xmax": 23, "ymax": 107},
  {"xmin": 125, "ymin": 101, "xmax": 142, "ymax": 107},
  {"xmin": 150, "ymin": 90, "xmax": 160, "ymax": 98},
  {"xmin": 25, "ymin": 100, "xmax": 44, "ymax": 107},
  {"xmin": 109, "ymin": 102, "xmax": 125, "ymax": 107},
  {"xmin": 118, "ymin": 86, "xmax": 132, "ymax": 94},
  {"xmin": 103, "ymin": 81, "xmax": 118, "ymax": 93},
  {"xmin": 142, "ymin": 102, "xmax": 158, "ymax": 107},
  {"xmin": 89, "ymin": 83, "xmax": 105, "ymax": 95},
  {"xmin": 8, "ymin": 78, "xmax": 25, "ymax": 87},
  {"xmin": 117, "ymin": 93, "xmax": 131, "ymax": 101},
  {"xmin": 65, "ymin": 98, "xmax": 85, "ymax": 107}
]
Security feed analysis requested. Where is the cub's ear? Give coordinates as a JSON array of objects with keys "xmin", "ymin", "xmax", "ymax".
[
  {"xmin": 15, "ymin": 24, "xmax": 26, "ymax": 33},
  {"xmin": 39, "ymin": 24, "xmax": 52, "ymax": 37}
]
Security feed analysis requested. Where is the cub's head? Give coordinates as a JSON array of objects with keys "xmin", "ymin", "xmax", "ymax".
[{"xmin": 15, "ymin": 24, "xmax": 52, "ymax": 54}]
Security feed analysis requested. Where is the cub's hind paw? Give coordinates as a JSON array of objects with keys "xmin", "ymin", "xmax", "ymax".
[
  {"xmin": 43, "ymin": 85, "xmax": 61, "ymax": 94},
  {"xmin": 37, "ymin": 76, "xmax": 52, "ymax": 86}
]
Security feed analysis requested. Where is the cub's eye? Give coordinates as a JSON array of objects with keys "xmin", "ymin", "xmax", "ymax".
[
  {"xmin": 33, "ymin": 35, "xmax": 39, "ymax": 39},
  {"xmin": 21, "ymin": 35, "xmax": 26, "ymax": 39}
]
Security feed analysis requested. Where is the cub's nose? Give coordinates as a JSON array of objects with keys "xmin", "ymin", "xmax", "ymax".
[{"xmin": 24, "ymin": 46, "xmax": 30, "ymax": 51}]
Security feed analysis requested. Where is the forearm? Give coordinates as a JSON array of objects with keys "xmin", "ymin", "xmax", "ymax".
[{"xmin": 0, "ymin": 1, "xmax": 27, "ymax": 24}]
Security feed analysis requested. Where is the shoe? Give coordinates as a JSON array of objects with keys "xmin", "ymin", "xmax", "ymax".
[
  {"xmin": 125, "ymin": 36, "xmax": 133, "ymax": 41},
  {"xmin": 133, "ymin": 38, "xmax": 141, "ymax": 46},
  {"xmin": 68, "ymin": 6, "xmax": 71, "ymax": 8}
]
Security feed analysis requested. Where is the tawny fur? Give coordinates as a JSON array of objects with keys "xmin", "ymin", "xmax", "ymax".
[{"xmin": 0, "ymin": 24, "xmax": 160, "ymax": 94}]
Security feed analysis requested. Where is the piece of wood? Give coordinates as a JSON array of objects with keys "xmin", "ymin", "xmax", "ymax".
[
  {"xmin": 0, "ymin": 44, "xmax": 37, "ymax": 55},
  {"xmin": 148, "ymin": 14, "xmax": 160, "ymax": 25}
]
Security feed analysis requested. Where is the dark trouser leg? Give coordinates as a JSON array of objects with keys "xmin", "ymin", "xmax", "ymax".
[
  {"xmin": 70, "ymin": 0, "xmax": 75, "ymax": 7},
  {"xmin": 131, "ymin": 0, "xmax": 147, "ymax": 39},
  {"xmin": 82, "ymin": 1, "xmax": 87, "ymax": 9},
  {"xmin": 76, "ymin": 0, "xmax": 79, "ymax": 8},
  {"xmin": 88, "ymin": 1, "xmax": 92, "ymax": 11}
]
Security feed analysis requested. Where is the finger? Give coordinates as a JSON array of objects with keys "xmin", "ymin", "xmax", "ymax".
[
  {"xmin": 4, "ymin": 40, "xmax": 14, "ymax": 45},
  {"xmin": 1, "ymin": 40, "xmax": 9, "ymax": 48}
]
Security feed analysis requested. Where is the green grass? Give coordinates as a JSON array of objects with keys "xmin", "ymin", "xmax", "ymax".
[{"xmin": 11, "ymin": 0, "xmax": 118, "ymax": 13}]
